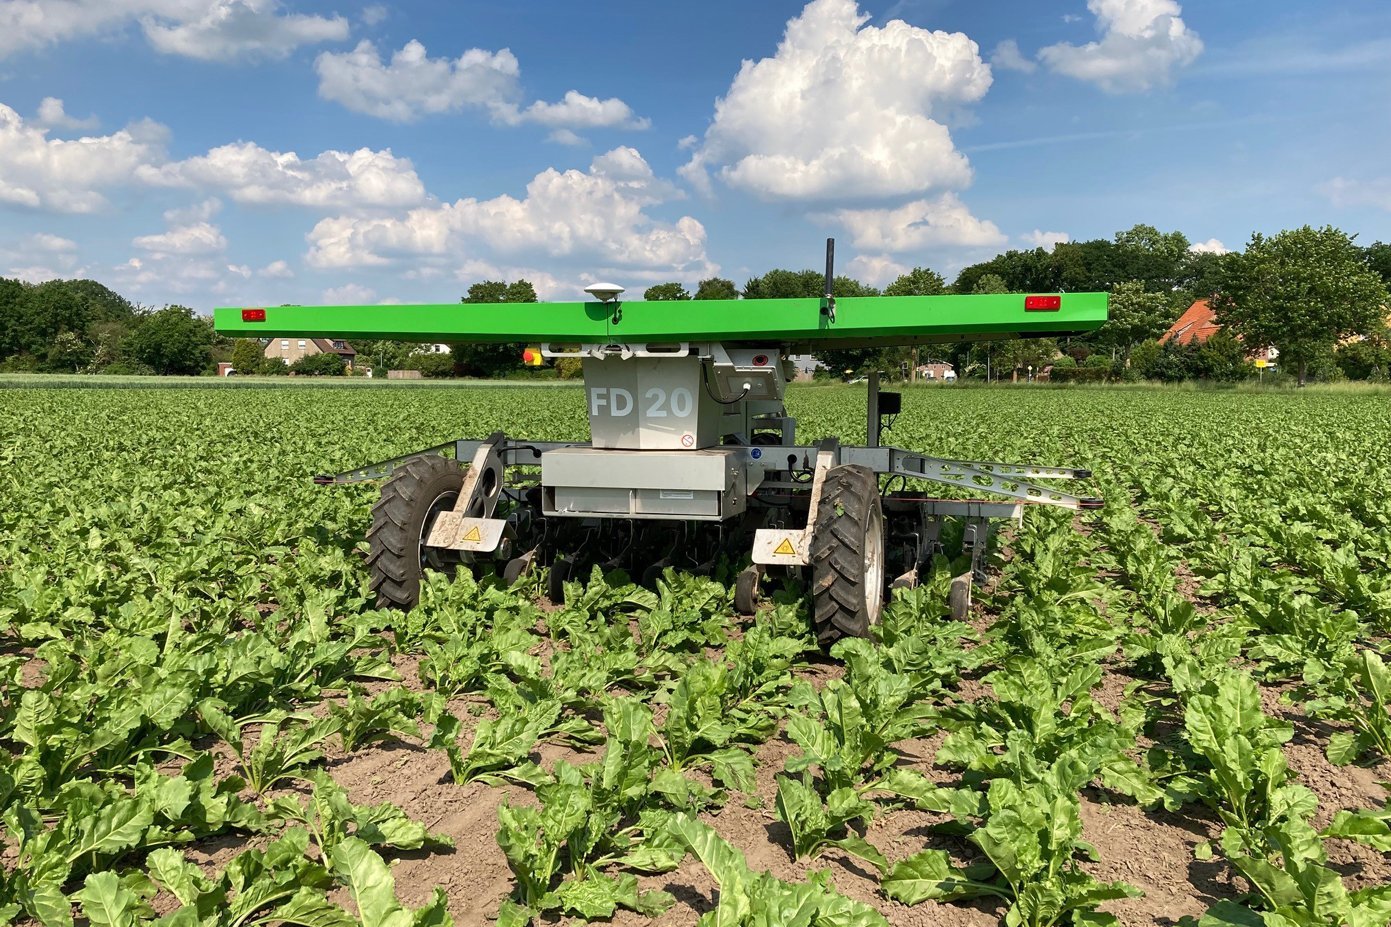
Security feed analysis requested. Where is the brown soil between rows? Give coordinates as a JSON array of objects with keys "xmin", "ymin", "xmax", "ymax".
[
  {"xmin": 21, "ymin": 595, "xmax": 1391, "ymax": 927},
  {"xmin": 259, "ymin": 643, "xmax": 1391, "ymax": 927}
]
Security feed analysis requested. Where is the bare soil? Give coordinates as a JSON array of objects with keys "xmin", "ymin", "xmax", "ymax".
[{"xmin": 146, "ymin": 578, "xmax": 1391, "ymax": 927}]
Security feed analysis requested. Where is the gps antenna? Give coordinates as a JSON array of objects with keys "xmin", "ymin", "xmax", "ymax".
[{"xmin": 822, "ymin": 237, "xmax": 836, "ymax": 323}]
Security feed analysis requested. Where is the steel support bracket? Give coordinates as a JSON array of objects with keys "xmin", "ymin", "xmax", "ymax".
[
  {"xmin": 425, "ymin": 431, "xmax": 508, "ymax": 552},
  {"xmin": 752, "ymin": 437, "xmax": 838, "ymax": 567}
]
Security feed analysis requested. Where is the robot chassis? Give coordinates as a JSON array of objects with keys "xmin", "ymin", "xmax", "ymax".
[{"xmin": 317, "ymin": 341, "xmax": 1100, "ymax": 644}]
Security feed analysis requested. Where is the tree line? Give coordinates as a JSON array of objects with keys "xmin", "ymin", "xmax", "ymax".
[
  {"xmin": 3, "ymin": 224, "xmax": 1388, "ymax": 383},
  {"xmin": 0, "ymin": 279, "xmax": 219, "ymax": 375}
]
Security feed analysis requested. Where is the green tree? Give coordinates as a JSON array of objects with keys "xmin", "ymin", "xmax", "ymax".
[
  {"xmin": 122, "ymin": 305, "xmax": 213, "ymax": 375},
  {"xmin": 0, "ymin": 277, "xmax": 26, "ymax": 359},
  {"xmin": 1177, "ymin": 250, "xmax": 1230, "ymax": 302},
  {"xmin": 952, "ymin": 248, "xmax": 1057, "ymax": 294},
  {"xmin": 643, "ymin": 282, "xmax": 690, "ymax": 300},
  {"xmin": 1112, "ymin": 224, "xmax": 1191, "ymax": 292},
  {"xmin": 884, "ymin": 267, "xmax": 945, "ymax": 296},
  {"xmin": 290, "ymin": 352, "xmax": 346, "ymax": 376},
  {"xmin": 1365, "ymin": 242, "xmax": 1391, "ymax": 290},
  {"xmin": 740, "ymin": 269, "xmax": 879, "ymax": 372},
  {"xmin": 693, "ymin": 277, "xmax": 739, "ymax": 300},
  {"xmin": 360, "ymin": 340, "xmax": 415, "ymax": 373},
  {"xmin": 453, "ymin": 279, "xmax": 539, "ymax": 377},
  {"xmin": 87, "ymin": 320, "xmax": 130, "ymax": 371},
  {"xmin": 46, "ymin": 330, "xmax": 92, "ymax": 373},
  {"xmin": 742, "ymin": 269, "xmax": 821, "ymax": 299},
  {"xmin": 1191, "ymin": 331, "xmax": 1251, "ymax": 382},
  {"xmin": 1335, "ymin": 333, "xmax": 1391, "ymax": 380},
  {"xmin": 405, "ymin": 352, "xmax": 455, "ymax": 378},
  {"xmin": 230, "ymin": 339, "xmax": 265, "ymax": 375},
  {"xmin": 0, "ymin": 277, "xmax": 137, "ymax": 366},
  {"xmin": 1215, "ymin": 226, "xmax": 1388, "ymax": 385},
  {"xmin": 1098, "ymin": 281, "xmax": 1175, "ymax": 364}
]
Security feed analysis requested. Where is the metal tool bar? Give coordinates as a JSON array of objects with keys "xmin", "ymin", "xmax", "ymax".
[
  {"xmin": 312, "ymin": 440, "xmax": 460, "ymax": 484},
  {"xmin": 839, "ymin": 446, "xmax": 1103, "ymax": 510},
  {"xmin": 931, "ymin": 458, "xmax": 1092, "ymax": 480}
]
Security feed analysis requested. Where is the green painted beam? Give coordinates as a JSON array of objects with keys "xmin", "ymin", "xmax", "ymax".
[{"xmin": 214, "ymin": 292, "xmax": 1106, "ymax": 348}]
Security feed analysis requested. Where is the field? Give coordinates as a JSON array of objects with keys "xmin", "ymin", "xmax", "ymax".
[{"xmin": 3, "ymin": 382, "xmax": 1391, "ymax": 927}]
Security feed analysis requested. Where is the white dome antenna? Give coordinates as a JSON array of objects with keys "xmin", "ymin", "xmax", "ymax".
[{"xmin": 584, "ymin": 282, "xmax": 625, "ymax": 303}]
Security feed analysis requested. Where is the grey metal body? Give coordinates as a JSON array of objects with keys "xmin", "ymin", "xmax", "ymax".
[{"xmin": 317, "ymin": 341, "xmax": 1098, "ymax": 596}]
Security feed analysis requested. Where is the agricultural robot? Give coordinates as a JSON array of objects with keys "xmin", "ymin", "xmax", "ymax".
[{"xmin": 216, "ymin": 241, "xmax": 1106, "ymax": 644}]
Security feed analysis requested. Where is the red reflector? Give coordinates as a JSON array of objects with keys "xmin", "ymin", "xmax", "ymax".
[
  {"xmin": 752, "ymin": 354, "xmax": 769, "ymax": 366},
  {"xmin": 241, "ymin": 308, "xmax": 267, "ymax": 322},
  {"xmin": 1024, "ymin": 295, "xmax": 1062, "ymax": 311}
]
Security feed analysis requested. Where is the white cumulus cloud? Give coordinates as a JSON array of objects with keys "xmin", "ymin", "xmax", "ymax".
[
  {"xmin": 315, "ymin": 39, "xmax": 648, "ymax": 135},
  {"xmin": 990, "ymin": 39, "xmax": 1037, "ymax": 73},
  {"xmin": 28, "ymin": 232, "xmax": 79, "ymax": 252},
  {"xmin": 680, "ymin": 0, "xmax": 991, "ymax": 201},
  {"xmin": 306, "ymin": 147, "xmax": 709, "ymax": 276},
  {"xmin": 315, "ymin": 39, "xmax": 522, "ymax": 122},
  {"xmin": 506, "ymin": 91, "xmax": 650, "ymax": 131},
  {"xmin": 4, "ymin": 232, "xmax": 85, "ymax": 281},
  {"xmin": 1039, "ymin": 0, "xmax": 1202, "ymax": 92},
  {"xmin": 830, "ymin": 194, "xmax": 1006, "ymax": 252},
  {"xmin": 454, "ymin": 259, "xmax": 569, "ymax": 300},
  {"xmin": 0, "ymin": 103, "xmax": 169, "ymax": 212},
  {"xmin": 1022, "ymin": 229, "xmax": 1071, "ymax": 250},
  {"xmin": 1, "ymin": 103, "xmax": 423, "ymax": 216},
  {"xmin": 259, "ymin": 258, "xmax": 294, "ymax": 277},
  {"xmin": 134, "ymin": 220, "xmax": 227, "ymax": 255},
  {"xmin": 845, "ymin": 254, "xmax": 911, "ymax": 288},
  {"xmin": 35, "ymin": 97, "xmax": 99, "ymax": 130},
  {"xmin": 0, "ymin": 0, "xmax": 348, "ymax": 61},
  {"xmin": 1187, "ymin": 238, "xmax": 1229, "ymax": 254},
  {"xmin": 143, "ymin": 0, "xmax": 349, "ymax": 60},
  {"xmin": 142, "ymin": 142, "xmax": 427, "ymax": 209},
  {"xmin": 322, "ymin": 283, "xmax": 377, "ymax": 304},
  {"xmin": 1321, "ymin": 177, "xmax": 1391, "ymax": 212}
]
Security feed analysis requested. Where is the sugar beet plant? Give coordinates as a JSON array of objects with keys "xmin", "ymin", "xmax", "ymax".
[{"xmin": 6, "ymin": 382, "xmax": 1391, "ymax": 927}]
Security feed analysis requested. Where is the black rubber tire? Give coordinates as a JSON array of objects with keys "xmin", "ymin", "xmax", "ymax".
[
  {"xmin": 502, "ymin": 556, "xmax": 531, "ymax": 587},
  {"xmin": 809, "ymin": 464, "xmax": 885, "ymax": 645},
  {"xmin": 548, "ymin": 556, "xmax": 575, "ymax": 604},
  {"xmin": 366, "ymin": 455, "xmax": 465, "ymax": 610},
  {"xmin": 949, "ymin": 573, "xmax": 973, "ymax": 621},
  {"xmin": 734, "ymin": 567, "xmax": 761, "ymax": 614}
]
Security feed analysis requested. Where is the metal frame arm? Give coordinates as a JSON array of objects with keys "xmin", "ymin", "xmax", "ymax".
[
  {"xmin": 312, "ymin": 440, "xmax": 461, "ymax": 484},
  {"xmin": 930, "ymin": 457, "xmax": 1091, "ymax": 481},
  {"xmin": 839, "ymin": 446, "xmax": 1103, "ymax": 510},
  {"xmin": 313, "ymin": 437, "xmax": 1100, "ymax": 510}
]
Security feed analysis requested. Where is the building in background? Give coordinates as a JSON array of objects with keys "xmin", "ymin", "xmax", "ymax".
[
  {"xmin": 1162, "ymin": 299, "xmax": 1278, "ymax": 364},
  {"xmin": 916, "ymin": 362, "xmax": 956, "ymax": 381},
  {"xmin": 264, "ymin": 338, "xmax": 358, "ymax": 370}
]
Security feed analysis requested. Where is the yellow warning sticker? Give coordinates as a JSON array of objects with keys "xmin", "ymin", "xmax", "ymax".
[
  {"xmin": 773, "ymin": 537, "xmax": 796, "ymax": 556},
  {"xmin": 462, "ymin": 525, "xmax": 483, "ymax": 543}
]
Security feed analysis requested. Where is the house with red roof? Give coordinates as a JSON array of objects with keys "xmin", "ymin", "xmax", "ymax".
[
  {"xmin": 1162, "ymin": 299, "xmax": 1278, "ymax": 363},
  {"xmin": 1161, "ymin": 299, "xmax": 1222, "ymax": 346}
]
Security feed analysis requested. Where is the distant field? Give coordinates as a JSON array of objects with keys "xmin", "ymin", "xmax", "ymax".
[{"xmin": 3, "ymin": 383, "xmax": 1390, "ymax": 927}]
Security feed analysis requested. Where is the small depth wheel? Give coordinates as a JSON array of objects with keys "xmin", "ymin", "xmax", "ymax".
[
  {"xmin": 810, "ymin": 464, "xmax": 886, "ymax": 645},
  {"xmin": 734, "ymin": 565, "xmax": 762, "ymax": 614},
  {"xmin": 548, "ymin": 556, "xmax": 575, "ymax": 604},
  {"xmin": 366, "ymin": 455, "xmax": 465, "ymax": 610}
]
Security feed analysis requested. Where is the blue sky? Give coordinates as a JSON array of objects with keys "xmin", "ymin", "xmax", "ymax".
[{"xmin": 1, "ymin": 0, "xmax": 1389, "ymax": 309}]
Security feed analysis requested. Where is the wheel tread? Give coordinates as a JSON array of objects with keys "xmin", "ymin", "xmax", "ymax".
[{"xmin": 808, "ymin": 464, "xmax": 883, "ymax": 646}]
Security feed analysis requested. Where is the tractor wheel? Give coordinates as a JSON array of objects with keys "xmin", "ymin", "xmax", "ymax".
[
  {"xmin": 367, "ymin": 455, "xmax": 465, "ymax": 611},
  {"xmin": 810, "ymin": 465, "xmax": 885, "ymax": 645}
]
